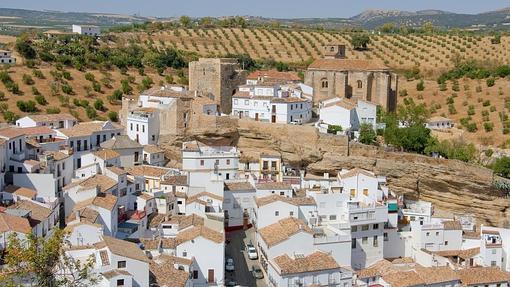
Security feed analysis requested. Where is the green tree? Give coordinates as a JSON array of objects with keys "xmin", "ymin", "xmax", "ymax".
[
  {"xmin": 107, "ymin": 111, "xmax": 119, "ymax": 122},
  {"xmin": 94, "ymin": 99, "xmax": 105, "ymax": 111},
  {"xmin": 416, "ymin": 80, "xmax": 425, "ymax": 91},
  {"xmin": 379, "ymin": 23, "xmax": 397, "ymax": 34},
  {"xmin": 179, "ymin": 15, "xmax": 192, "ymax": 28},
  {"xmin": 15, "ymin": 36, "xmax": 36, "ymax": 59},
  {"xmin": 493, "ymin": 157, "xmax": 510, "ymax": 178},
  {"xmin": 359, "ymin": 123, "xmax": 377, "ymax": 145},
  {"xmin": 350, "ymin": 34, "xmax": 371, "ymax": 50},
  {"xmin": 1, "ymin": 229, "xmax": 97, "ymax": 286}
]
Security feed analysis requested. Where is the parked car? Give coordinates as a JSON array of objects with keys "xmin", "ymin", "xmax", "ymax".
[
  {"xmin": 225, "ymin": 258, "xmax": 235, "ymax": 272},
  {"xmin": 246, "ymin": 245, "xmax": 258, "ymax": 260},
  {"xmin": 252, "ymin": 265, "xmax": 264, "ymax": 279}
]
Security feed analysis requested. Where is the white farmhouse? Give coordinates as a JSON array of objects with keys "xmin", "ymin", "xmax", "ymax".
[
  {"xmin": 426, "ymin": 116, "xmax": 455, "ymax": 130},
  {"xmin": 72, "ymin": 24, "xmax": 101, "ymax": 36},
  {"xmin": 0, "ymin": 50, "xmax": 15, "ymax": 65},
  {"xmin": 16, "ymin": 113, "xmax": 77, "ymax": 129},
  {"xmin": 126, "ymin": 108, "xmax": 159, "ymax": 145},
  {"xmin": 319, "ymin": 97, "xmax": 377, "ymax": 132}
]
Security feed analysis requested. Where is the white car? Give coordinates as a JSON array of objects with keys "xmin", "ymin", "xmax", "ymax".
[
  {"xmin": 225, "ymin": 258, "xmax": 235, "ymax": 272},
  {"xmin": 247, "ymin": 245, "xmax": 258, "ymax": 260}
]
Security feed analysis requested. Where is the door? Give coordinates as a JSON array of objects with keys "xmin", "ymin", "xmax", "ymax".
[
  {"xmin": 255, "ymin": 113, "xmax": 259, "ymax": 121},
  {"xmin": 207, "ymin": 269, "xmax": 214, "ymax": 283},
  {"xmin": 271, "ymin": 115, "xmax": 276, "ymax": 123}
]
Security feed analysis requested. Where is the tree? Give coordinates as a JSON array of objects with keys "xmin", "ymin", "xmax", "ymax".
[
  {"xmin": 179, "ymin": 15, "xmax": 192, "ymax": 28},
  {"xmin": 1, "ymin": 229, "xmax": 97, "ymax": 286},
  {"xmin": 107, "ymin": 111, "xmax": 119, "ymax": 122},
  {"xmin": 350, "ymin": 34, "xmax": 371, "ymax": 50},
  {"xmin": 416, "ymin": 80, "xmax": 425, "ymax": 91},
  {"xmin": 94, "ymin": 99, "xmax": 105, "ymax": 111},
  {"xmin": 15, "ymin": 36, "xmax": 36, "ymax": 59},
  {"xmin": 379, "ymin": 23, "xmax": 397, "ymax": 34},
  {"xmin": 359, "ymin": 123, "xmax": 377, "ymax": 145},
  {"xmin": 493, "ymin": 157, "xmax": 510, "ymax": 178},
  {"xmin": 327, "ymin": 125, "xmax": 343, "ymax": 134}
]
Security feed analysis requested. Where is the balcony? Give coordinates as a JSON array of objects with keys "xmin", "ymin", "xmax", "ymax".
[{"xmin": 10, "ymin": 151, "xmax": 25, "ymax": 162}]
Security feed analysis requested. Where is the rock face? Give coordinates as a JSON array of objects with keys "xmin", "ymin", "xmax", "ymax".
[{"xmin": 159, "ymin": 119, "xmax": 510, "ymax": 227}]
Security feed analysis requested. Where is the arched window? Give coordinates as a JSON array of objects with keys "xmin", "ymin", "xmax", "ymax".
[
  {"xmin": 330, "ymin": 46, "xmax": 335, "ymax": 52},
  {"xmin": 357, "ymin": 80, "xmax": 363, "ymax": 89},
  {"xmin": 321, "ymin": 78, "xmax": 329, "ymax": 89}
]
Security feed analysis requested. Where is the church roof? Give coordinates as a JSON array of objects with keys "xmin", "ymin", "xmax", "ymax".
[{"xmin": 308, "ymin": 59, "xmax": 388, "ymax": 71}]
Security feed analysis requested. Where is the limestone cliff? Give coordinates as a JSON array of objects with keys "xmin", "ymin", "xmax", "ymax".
[{"xmin": 159, "ymin": 119, "xmax": 510, "ymax": 227}]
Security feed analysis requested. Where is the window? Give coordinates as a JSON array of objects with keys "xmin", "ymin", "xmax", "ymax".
[
  {"xmin": 142, "ymin": 125, "xmax": 145, "ymax": 132},
  {"xmin": 182, "ymin": 251, "xmax": 187, "ymax": 257},
  {"xmin": 373, "ymin": 236, "xmax": 379, "ymax": 247},
  {"xmin": 280, "ymin": 191, "xmax": 285, "ymax": 196},
  {"xmin": 117, "ymin": 261, "xmax": 126, "ymax": 268},
  {"xmin": 244, "ymin": 100, "xmax": 249, "ymax": 105},
  {"xmin": 491, "ymin": 261, "xmax": 497, "ymax": 267},
  {"xmin": 373, "ymin": 224, "xmax": 379, "ymax": 230},
  {"xmin": 117, "ymin": 279, "xmax": 124, "ymax": 287},
  {"xmin": 436, "ymin": 232, "xmax": 439, "ymax": 236},
  {"xmin": 234, "ymin": 99, "xmax": 238, "ymax": 105},
  {"xmin": 363, "ymin": 188, "xmax": 369, "ymax": 196},
  {"xmin": 329, "ymin": 215, "xmax": 337, "ymax": 220},
  {"xmin": 275, "ymin": 211, "xmax": 279, "ymax": 216},
  {"xmin": 351, "ymin": 226, "xmax": 357, "ymax": 232},
  {"xmin": 226, "ymin": 159, "xmax": 230, "ymax": 165},
  {"xmin": 357, "ymin": 80, "xmax": 363, "ymax": 89},
  {"xmin": 426, "ymin": 232, "xmax": 430, "ymax": 236},
  {"xmin": 351, "ymin": 238, "xmax": 356, "ymax": 249},
  {"xmin": 362, "ymin": 237, "xmax": 368, "ymax": 244},
  {"xmin": 445, "ymin": 241, "xmax": 448, "ymax": 246},
  {"xmin": 350, "ymin": 189, "xmax": 356, "ymax": 197},
  {"xmin": 290, "ymin": 211, "xmax": 294, "ymax": 216},
  {"xmin": 384, "ymin": 232, "xmax": 388, "ymax": 241},
  {"xmin": 492, "ymin": 249, "xmax": 497, "ymax": 255},
  {"xmin": 362, "ymin": 225, "xmax": 369, "ymax": 231},
  {"xmin": 130, "ymin": 123, "xmax": 133, "ymax": 131},
  {"xmin": 321, "ymin": 78, "xmax": 328, "ymax": 89},
  {"xmin": 200, "ymin": 160, "xmax": 204, "ymax": 166},
  {"xmin": 136, "ymin": 124, "xmax": 139, "ymax": 132},
  {"xmin": 193, "ymin": 270, "xmax": 198, "ymax": 279}
]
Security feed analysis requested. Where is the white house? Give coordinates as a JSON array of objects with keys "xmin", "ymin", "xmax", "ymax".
[
  {"xmin": 100, "ymin": 135, "xmax": 143, "ymax": 168},
  {"xmin": 72, "ymin": 24, "xmax": 101, "ymax": 36},
  {"xmin": 0, "ymin": 50, "xmax": 16, "ymax": 65},
  {"xmin": 426, "ymin": 116, "xmax": 455, "ymax": 130},
  {"xmin": 319, "ymin": 98, "xmax": 377, "ymax": 132},
  {"xmin": 0, "ymin": 212, "xmax": 31, "ymax": 250},
  {"xmin": 16, "ymin": 114, "xmax": 77, "ymax": 129},
  {"xmin": 126, "ymin": 108, "xmax": 159, "ymax": 145},
  {"xmin": 143, "ymin": 145, "xmax": 165, "ymax": 166},
  {"xmin": 223, "ymin": 181, "xmax": 256, "ymax": 228}
]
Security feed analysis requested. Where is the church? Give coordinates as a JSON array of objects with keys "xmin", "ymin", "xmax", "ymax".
[{"xmin": 305, "ymin": 44, "xmax": 398, "ymax": 112}]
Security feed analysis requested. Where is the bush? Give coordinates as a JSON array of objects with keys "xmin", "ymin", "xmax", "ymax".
[
  {"xmin": 107, "ymin": 111, "xmax": 119, "ymax": 122},
  {"xmin": 16, "ymin": 100, "xmax": 37, "ymax": 112},
  {"xmin": 0, "ymin": 91, "xmax": 5, "ymax": 101},
  {"xmin": 34, "ymin": 95, "xmax": 48, "ymax": 105},
  {"xmin": 466, "ymin": 122, "xmax": 478, "ymax": 132},
  {"xmin": 399, "ymin": 89, "xmax": 408, "ymax": 97},
  {"xmin": 62, "ymin": 71, "xmax": 73, "ymax": 80},
  {"xmin": 425, "ymin": 138, "xmax": 477, "ymax": 162},
  {"xmin": 416, "ymin": 80, "xmax": 425, "ymax": 91},
  {"xmin": 22, "ymin": 74, "xmax": 34, "ymax": 85},
  {"xmin": 121, "ymin": 80, "xmax": 133, "ymax": 95},
  {"xmin": 46, "ymin": 107, "xmax": 61, "ymax": 114},
  {"xmin": 486, "ymin": 77, "xmax": 495, "ymax": 87},
  {"xmin": 483, "ymin": 100, "xmax": 491, "ymax": 107},
  {"xmin": 73, "ymin": 99, "xmax": 89, "ymax": 108},
  {"xmin": 327, "ymin": 125, "xmax": 343, "ymax": 134},
  {"xmin": 92, "ymin": 81, "xmax": 102, "ymax": 93},
  {"xmin": 359, "ymin": 123, "xmax": 377, "ymax": 145},
  {"xmin": 94, "ymin": 99, "xmax": 105, "ymax": 111},
  {"xmin": 86, "ymin": 106, "xmax": 97, "ymax": 119},
  {"xmin": 32, "ymin": 69, "xmax": 45, "ymax": 79},
  {"xmin": 84, "ymin": 73, "xmax": 95, "ymax": 82},
  {"xmin": 493, "ymin": 156, "xmax": 510, "ymax": 178},
  {"xmin": 61, "ymin": 83, "xmax": 74, "ymax": 95},
  {"xmin": 484, "ymin": 122, "xmax": 494, "ymax": 132},
  {"xmin": 141, "ymin": 76, "xmax": 154, "ymax": 90},
  {"xmin": 3, "ymin": 111, "xmax": 19, "ymax": 123},
  {"xmin": 15, "ymin": 37, "xmax": 36, "ymax": 59}
]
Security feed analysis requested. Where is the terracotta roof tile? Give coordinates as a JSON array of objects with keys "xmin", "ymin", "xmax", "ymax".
[
  {"xmin": 259, "ymin": 217, "xmax": 313, "ymax": 247},
  {"xmin": 101, "ymin": 269, "xmax": 131, "ymax": 279},
  {"xmin": 8, "ymin": 200, "xmax": 52, "ymax": 222},
  {"xmin": 273, "ymin": 251, "xmax": 339, "ymax": 275},
  {"xmin": 175, "ymin": 226, "xmax": 224, "ymax": 245},
  {"xmin": 58, "ymin": 121, "xmax": 121, "ymax": 138},
  {"xmin": 101, "ymin": 135, "xmax": 142, "ymax": 150},
  {"xmin": 308, "ymin": 59, "xmax": 388, "ymax": 71},
  {"xmin": 94, "ymin": 236, "xmax": 149, "ymax": 263},
  {"xmin": 0, "ymin": 212, "xmax": 32, "ymax": 234},
  {"xmin": 143, "ymin": 144, "xmax": 164, "ymax": 154},
  {"xmin": 224, "ymin": 182, "xmax": 255, "ymax": 191},
  {"xmin": 92, "ymin": 193, "xmax": 118, "ymax": 211},
  {"xmin": 150, "ymin": 255, "xmax": 190, "ymax": 287},
  {"xmin": 93, "ymin": 149, "xmax": 120, "ymax": 160},
  {"xmin": 127, "ymin": 165, "xmax": 171, "ymax": 178},
  {"xmin": 457, "ymin": 267, "xmax": 510, "ymax": 285},
  {"xmin": 255, "ymin": 182, "xmax": 292, "ymax": 190},
  {"xmin": 443, "ymin": 221, "xmax": 462, "ymax": 230},
  {"xmin": 161, "ymin": 175, "xmax": 188, "ymax": 186},
  {"xmin": 247, "ymin": 70, "xmax": 301, "ymax": 82},
  {"xmin": 255, "ymin": 195, "xmax": 316, "ymax": 207}
]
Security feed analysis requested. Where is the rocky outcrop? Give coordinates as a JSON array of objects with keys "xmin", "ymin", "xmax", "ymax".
[{"xmin": 160, "ymin": 119, "xmax": 510, "ymax": 227}]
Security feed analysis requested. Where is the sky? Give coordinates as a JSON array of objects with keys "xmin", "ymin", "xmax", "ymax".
[{"xmin": 1, "ymin": 0, "xmax": 510, "ymax": 18}]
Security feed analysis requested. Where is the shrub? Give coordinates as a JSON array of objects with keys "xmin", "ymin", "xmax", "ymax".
[
  {"xmin": 466, "ymin": 122, "xmax": 478, "ymax": 132},
  {"xmin": 483, "ymin": 100, "xmax": 491, "ymax": 107},
  {"xmin": 416, "ymin": 80, "xmax": 425, "ymax": 91},
  {"xmin": 32, "ymin": 69, "xmax": 45, "ymax": 79},
  {"xmin": 493, "ymin": 156, "xmax": 510, "ymax": 178},
  {"xmin": 399, "ymin": 89, "xmax": 408, "ymax": 97},
  {"xmin": 86, "ymin": 106, "xmax": 97, "ymax": 119},
  {"xmin": 62, "ymin": 71, "xmax": 73, "ymax": 80},
  {"xmin": 121, "ymin": 80, "xmax": 133, "ymax": 95},
  {"xmin": 0, "ymin": 91, "xmax": 4, "ymax": 101},
  {"xmin": 107, "ymin": 111, "xmax": 119, "ymax": 122},
  {"xmin": 94, "ymin": 99, "xmax": 105, "ymax": 111},
  {"xmin": 327, "ymin": 125, "xmax": 343, "ymax": 134},
  {"xmin": 92, "ymin": 81, "xmax": 102, "ymax": 93},
  {"xmin": 484, "ymin": 122, "xmax": 494, "ymax": 132},
  {"xmin": 84, "ymin": 73, "xmax": 95, "ymax": 82},
  {"xmin": 486, "ymin": 77, "xmax": 495, "ymax": 87},
  {"xmin": 61, "ymin": 83, "xmax": 74, "ymax": 95},
  {"xmin": 3, "ymin": 111, "xmax": 19, "ymax": 123},
  {"xmin": 46, "ymin": 107, "xmax": 61, "ymax": 114},
  {"xmin": 141, "ymin": 76, "xmax": 154, "ymax": 91},
  {"xmin": 34, "ymin": 95, "xmax": 48, "ymax": 105},
  {"xmin": 490, "ymin": 106, "xmax": 497, "ymax": 112},
  {"xmin": 359, "ymin": 123, "xmax": 377, "ymax": 145},
  {"xmin": 22, "ymin": 74, "xmax": 34, "ymax": 85},
  {"xmin": 16, "ymin": 100, "xmax": 37, "ymax": 112}
]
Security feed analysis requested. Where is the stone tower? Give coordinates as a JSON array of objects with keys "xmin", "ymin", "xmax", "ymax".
[
  {"xmin": 189, "ymin": 58, "xmax": 246, "ymax": 114},
  {"xmin": 323, "ymin": 44, "xmax": 346, "ymax": 59}
]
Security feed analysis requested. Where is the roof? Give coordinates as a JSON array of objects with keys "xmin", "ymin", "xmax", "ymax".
[
  {"xmin": 58, "ymin": 121, "xmax": 121, "ymax": 138},
  {"xmin": 273, "ymin": 251, "xmax": 340, "ymax": 275},
  {"xmin": 322, "ymin": 98, "xmax": 357, "ymax": 110},
  {"xmin": 271, "ymin": 97, "xmax": 309, "ymax": 103},
  {"xmin": 8, "ymin": 200, "xmax": 52, "ymax": 222},
  {"xmin": 94, "ymin": 236, "xmax": 150, "ymax": 263},
  {"xmin": 67, "ymin": 207, "xmax": 99, "ymax": 224},
  {"xmin": 92, "ymin": 193, "xmax": 118, "ymax": 211},
  {"xmin": 382, "ymin": 271, "xmax": 425, "ymax": 287},
  {"xmin": 247, "ymin": 70, "xmax": 301, "ymax": 82},
  {"xmin": 415, "ymin": 266, "xmax": 459, "ymax": 285},
  {"xmin": 175, "ymin": 226, "xmax": 224, "ymax": 245},
  {"xmin": 255, "ymin": 195, "xmax": 316, "ymax": 207},
  {"xmin": 143, "ymin": 144, "xmax": 164, "ymax": 154},
  {"xmin": 106, "ymin": 166, "xmax": 127, "ymax": 175},
  {"xmin": 0, "ymin": 212, "xmax": 32, "ymax": 234},
  {"xmin": 232, "ymin": 91, "xmax": 251, "ymax": 98},
  {"xmin": 101, "ymin": 269, "xmax": 131, "ymax": 279},
  {"xmin": 100, "ymin": 135, "xmax": 143, "ymax": 150},
  {"xmin": 259, "ymin": 217, "xmax": 313, "ymax": 247},
  {"xmin": 93, "ymin": 149, "xmax": 120, "ymax": 160},
  {"xmin": 150, "ymin": 255, "xmax": 190, "ymax": 287},
  {"xmin": 127, "ymin": 165, "xmax": 170, "ymax": 178},
  {"xmin": 187, "ymin": 192, "xmax": 224, "ymax": 204},
  {"xmin": 64, "ymin": 174, "xmax": 117, "ymax": 193},
  {"xmin": 443, "ymin": 221, "xmax": 463, "ymax": 230},
  {"xmin": 22, "ymin": 113, "xmax": 77, "ymax": 122},
  {"xmin": 42, "ymin": 150, "xmax": 70, "ymax": 161},
  {"xmin": 4, "ymin": 185, "xmax": 37, "ymax": 199},
  {"xmin": 308, "ymin": 59, "xmax": 388, "ymax": 71},
  {"xmin": 255, "ymin": 182, "xmax": 292, "ymax": 190},
  {"xmin": 432, "ymin": 248, "xmax": 480, "ymax": 260},
  {"xmin": 141, "ymin": 86, "xmax": 193, "ymax": 98},
  {"xmin": 457, "ymin": 267, "xmax": 510, "ymax": 285},
  {"xmin": 0, "ymin": 127, "xmax": 53, "ymax": 139},
  {"xmin": 161, "ymin": 175, "xmax": 188, "ymax": 186},
  {"xmin": 340, "ymin": 168, "xmax": 376, "ymax": 179},
  {"xmin": 224, "ymin": 182, "xmax": 255, "ymax": 191},
  {"xmin": 164, "ymin": 214, "xmax": 205, "ymax": 230},
  {"xmin": 428, "ymin": 116, "xmax": 453, "ymax": 123}
]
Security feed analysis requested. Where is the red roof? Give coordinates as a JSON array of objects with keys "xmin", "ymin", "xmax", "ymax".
[{"xmin": 247, "ymin": 70, "xmax": 301, "ymax": 82}]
